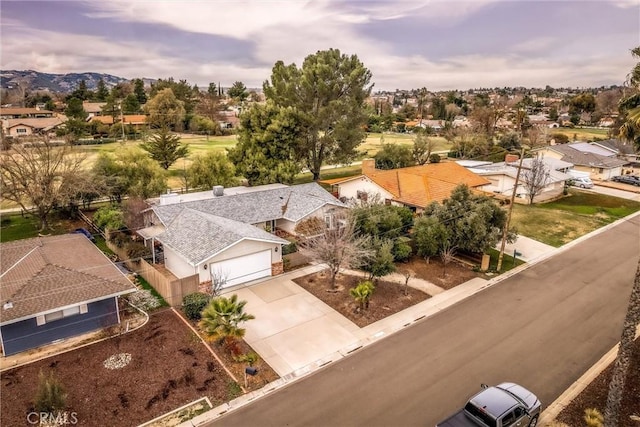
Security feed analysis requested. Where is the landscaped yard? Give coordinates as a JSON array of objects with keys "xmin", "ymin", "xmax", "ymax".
[
  {"xmin": 510, "ymin": 189, "xmax": 640, "ymax": 247},
  {"xmin": 0, "ymin": 309, "xmax": 278, "ymax": 427},
  {"xmin": 293, "ymin": 255, "xmax": 485, "ymax": 328}
]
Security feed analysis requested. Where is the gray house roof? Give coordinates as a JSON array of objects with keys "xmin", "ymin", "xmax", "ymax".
[
  {"xmin": 542, "ymin": 144, "xmax": 627, "ymax": 169},
  {"xmin": 155, "ymin": 209, "xmax": 289, "ymax": 266},
  {"xmin": 592, "ymin": 139, "xmax": 637, "ymax": 156},
  {"xmin": 152, "ymin": 182, "xmax": 346, "ymax": 226},
  {"xmin": 0, "ymin": 235, "xmax": 136, "ymax": 324}
]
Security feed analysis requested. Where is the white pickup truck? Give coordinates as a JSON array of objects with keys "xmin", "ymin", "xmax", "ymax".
[{"xmin": 436, "ymin": 383, "xmax": 541, "ymax": 427}]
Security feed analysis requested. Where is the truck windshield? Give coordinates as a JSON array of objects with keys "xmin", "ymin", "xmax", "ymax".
[{"xmin": 464, "ymin": 402, "xmax": 497, "ymax": 427}]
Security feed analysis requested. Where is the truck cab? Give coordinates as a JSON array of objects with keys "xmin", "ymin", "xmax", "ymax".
[{"xmin": 437, "ymin": 383, "xmax": 541, "ymax": 427}]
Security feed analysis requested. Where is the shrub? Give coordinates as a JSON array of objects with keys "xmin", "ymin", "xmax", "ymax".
[
  {"xmin": 93, "ymin": 205, "xmax": 125, "ymax": 232},
  {"xmin": 282, "ymin": 242, "xmax": 297, "ymax": 255},
  {"xmin": 429, "ymin": 153, "xmax": 441, "ymax": 163},
  {"xmin": 183, "ymin": 292, "xmax": 211, "ymax": 321},
  {"xmin": 34, "ymin": 370, "xmax": 67, "ymax": 413},
  {"xmin": 127, "ymin": 289, "xmax": 161, "ymax": 311},
  {"xmin": 392, "ymin": 237, "xmax": 412, "ymax": 262}
]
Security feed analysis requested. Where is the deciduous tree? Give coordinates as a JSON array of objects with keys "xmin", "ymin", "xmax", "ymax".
[
  {"xmin": 521, "ymin": 157, "xmax": 551, "ymax": 204},
  {"xmin": 263, "ymin": 48, "xmax": 373, "ymax": 180},
  {"xmin": 186, "ymin": 152, "xmax": 238, "ymax": 190},
  {"xmin": 1, "ymin": 138, "xmax": 86, "ymax": 230},
  {"xmin": 144, "ymin": 88, "xmax": 186, "ymax": 130}
]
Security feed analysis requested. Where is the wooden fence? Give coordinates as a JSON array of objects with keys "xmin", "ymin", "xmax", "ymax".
[{"xmin": 106, "ymin": 241, "xmax": 198, "ymax": 306}]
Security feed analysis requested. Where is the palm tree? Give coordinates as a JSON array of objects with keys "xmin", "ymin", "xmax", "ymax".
[
  {"xmin": 198, "ymin": 294, "xmax": 255, "ymax": 346},
  {"xmin": 350, "ymin": 281, "xmax": 375, "ymax": 311},
  {"xmin": 603, "ymin": 258, "xmax": 640, "ymax": 427},
  {"xmin": 618, "ymin": 46, "xmax": 640, "ymax": 151}
]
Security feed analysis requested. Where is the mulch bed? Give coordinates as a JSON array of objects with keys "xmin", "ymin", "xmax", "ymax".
[
  {"xmin": 0, "ymin": 308, "xmax": 277, "ymax": 427},
  {"xmin": 293, "ymin": 271, "xmax": 430, "ymax": 328},
  {"xmin": 396, "ymin": 255, "xmax": 483, "ymax": 290},
  {"xmin": 555, "ymin": 338, "xmax": 640, "ymax": 426}
]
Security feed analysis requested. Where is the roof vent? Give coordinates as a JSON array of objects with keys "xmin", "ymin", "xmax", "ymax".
[
  {"xmin": 213, "ymin": 185, "xmax": 224, "ymax": 197},
  {"xmin": 3, "ymin": 301, "xmax": 13, "ymax": 310}
]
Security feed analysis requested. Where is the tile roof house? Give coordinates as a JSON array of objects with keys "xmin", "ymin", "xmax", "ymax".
[
  {"xmin": 138, "ymin": 183, "xmax": 346, "ymax": 288},
  {"xmin": 533, "ymin": 143, "xmax": 627, "ymax": 180},
  {"xmin": 0, "ymin": 234, "xmax": 136, "ymax": 356},
  {"xmin": 321, "ymin": 159, "xmax": 490, "ymax": 212},
  {"xmin": 0, "ymin": 107, "xmax": 55, "ymax": 119}
]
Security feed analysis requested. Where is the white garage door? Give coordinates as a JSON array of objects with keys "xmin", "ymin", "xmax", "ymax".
[{"xmin": 210, "ymin": 250, "xmax": 272, "ymax": 288}]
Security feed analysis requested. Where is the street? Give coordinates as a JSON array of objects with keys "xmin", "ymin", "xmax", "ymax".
[{"xmin": 208, "ymin": 214, "xmax": 640, "ymax": 427}]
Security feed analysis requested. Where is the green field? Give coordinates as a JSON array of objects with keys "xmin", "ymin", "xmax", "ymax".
[
  {"xmin": 549, "ymin": 127, "xmax": 611, "ymax": 142},
  {"xmin": 510, "ymin": 190, "xmax": 640, "ymax": 247},
  {"xmin": 360, "ymin": 132, "xmax": 451, "ymax": 158}
]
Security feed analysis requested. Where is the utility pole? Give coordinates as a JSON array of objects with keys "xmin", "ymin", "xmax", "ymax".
[
  {"xmin": 497, "ymin": 148, "xmax": 525, "ymax": 272},
  {"xmin": 119, "ymin": 99, "xmax": 125, "ymax": 143}
]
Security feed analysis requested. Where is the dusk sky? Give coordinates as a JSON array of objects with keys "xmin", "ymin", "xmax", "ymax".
[{"xmin": 1, "ymin": 0, "xmax": 639, "ymax": 91}]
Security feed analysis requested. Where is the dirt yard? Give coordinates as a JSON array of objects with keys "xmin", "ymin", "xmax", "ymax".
[
  {"xmin": 0, "ymin": 309, "xmax": 277, "ymax": 427},
  {"xmin": 396, "ymin": 255, "xmax": 483, "ymax": 290},
  {"xmin": 555, "ymin": 338, "xmax": 640, "ymax": 426}
]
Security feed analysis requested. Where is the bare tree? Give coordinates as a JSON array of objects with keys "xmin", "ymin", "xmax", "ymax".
[
  {"xmin": 604, "ymin": 258, "xmax": 640, "ymax": 427},
  {"xmin": 521, "ymin": 157, "xmax": 551, "ymax": 204},
  {"xmin": 440, "ymin": 242, "xmax": 457, "ymax": 278},
  {"xmin": 1, "ymin": 138, "xmax": 86, "ymax": 230},
  {"xmin": 402, "ymin": 269, "xmax": 414, "ymax": 296},
  {"xmin": 297, "ymin": 213, "xmax": 372, "ymax": 290},
  {"xmin": 210, "ymin": 270, "xmax": 229, "ymax": 297}
]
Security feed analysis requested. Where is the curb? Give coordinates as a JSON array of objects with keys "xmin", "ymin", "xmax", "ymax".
[
  {"xmin": 181, "ymin": 211, "xmax": 640, "ymax": 426},
  {"xmin": 539, "ymin": 324, "xmax": 640, "ymax": 425}
]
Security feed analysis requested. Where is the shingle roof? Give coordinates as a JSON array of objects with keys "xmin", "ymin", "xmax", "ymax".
[
  {"xmin": 323, "ymin": 163, "xmax": 490, "ymax": 208},
  {"xmin": 4, "ymin": 117, "xmax": 66, "ymax": 131},
  {"xmin": 544, "ymin": 144, "xmax": 627, "ymax": 168},
  {"xmin": 0, "ymin": 234, "xmax": 136, "ymax": 324},
  {"xmin": 593, "ymin": 139, "xmax": 637, "ymax": 156},
  {"xmin": 155, "ymin": 209, "xmax": 289, "ymax": 265},
  {"xmin": 152, "ymin": 182, "xmax": 345, "ymax": 226}
]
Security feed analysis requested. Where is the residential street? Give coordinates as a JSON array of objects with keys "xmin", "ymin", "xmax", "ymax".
[{"xmin": 208, "ymin": 214, "xmax": 640, "ymax": 427}]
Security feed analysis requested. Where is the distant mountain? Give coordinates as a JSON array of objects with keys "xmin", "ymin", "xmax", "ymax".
[{"xmin": 0, "ymin": 70, "xmax": 131, "ymax": 93}]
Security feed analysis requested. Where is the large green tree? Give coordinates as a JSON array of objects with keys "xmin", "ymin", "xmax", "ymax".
[
  {"xmin": 263, "ymin": 48, "xmax": 373, "ymax": 180},
  {"xmin": 140, "ymin": 126, "xmax": 189, "ymax": 169},
  {"xmin": 144, "ymin": 88, "xmax": 186, "ymax": 130},
  {"xmin": 227, "ymin": 81, "xmax": 249, "ymax": 102},
  {"xmin": 95, "ymin": 78, "xmax": 109, "ymax": 102},
  {"xmin": 92, "ymin": 148, "xmax": 167, "ymax": 201},
  {"xmin": 374, "ymin": 143, "xmax": 414, "ymax": 170},
  {"xmin": 424, "ymin": 184, "xmax": 508, "ymax": 254},
  {"xmin": 186, "ymin": 152, "xmax": 238, "ymax": 190},
  {"xmin": 227, "ymin": 101, "xmax": 304, "ymax": 185},
  {"xmin": 64, "ymin": 97, "xmax": 87, "ymax": 120}
]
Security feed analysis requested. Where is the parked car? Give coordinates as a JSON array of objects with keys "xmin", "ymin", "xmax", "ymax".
[
  {"xmin": 71, "ymin": 227, "xmax": 96, "ymax": 242},
  {"xmin": 611, "ymin": 175, "xmax": 640, "ymax": 186},
  {"xmin": 436, "ymin": 383, "xmax": 541, "ymax": 427},
  {"xmin": 569, "ymin": 176, "xmax": 594, "ymax": 189}
]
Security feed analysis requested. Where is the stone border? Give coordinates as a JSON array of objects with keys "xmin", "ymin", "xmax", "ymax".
[{"xmin": 139, "ymin": 397, "xmax": 212, "ymax": 427}]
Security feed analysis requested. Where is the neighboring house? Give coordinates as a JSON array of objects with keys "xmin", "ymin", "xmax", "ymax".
[
  {"xmin": 0, "ymin": 107, "xmax": 55, "ymax": 119},
  {"xmin": 0, "ymin": 234, "xmax": 136, "ymax": 356},
  {"xmin": 90, "ymin": 114, "xmax": 147, "ymax": 130},
  {"xmin": 460, "ymin": 156, "xmax": 573, "ymax": 204},
  {"xmin": 406, "ymin": 119, "xmax": 444, "ymax": 132},
  {"xmin": 83, "ymin": 101, "xmax": 107, "ymax": 118},
  {"xmin": 321, "ymin": 159, "xmax": 490, "ymax": 213},
  {"xmin": 218, "ymin": 111, "xmax": 240, "ymax": 129},
  {"xmin": 138, "ymin": 183, "xmax": 347, "ymax": 288},
  {"xmin": 1, "ymin": 117, "xmax": 67, "ymax": 137},
  {"xmin": 534, "ymin": 143, "xmax": 627, "ymax": 180},
  {"xmin": 590, "ymin": 139, "xmax": 638, "ymax": 163}
]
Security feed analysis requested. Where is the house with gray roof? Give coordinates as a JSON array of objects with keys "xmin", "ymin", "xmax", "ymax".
[
  {"xmin": 532, "ymin": 143, "xmax": 626, "ymax": 180},
  {"xmin": 0, "ymin": 234, "xmax": 136, "ymax": 356},
  {"xmin": 138, "ymin": 182, "xmax": 346, "ymax": 289}
]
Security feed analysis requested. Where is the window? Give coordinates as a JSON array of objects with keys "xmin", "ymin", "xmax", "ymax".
[
  {"xmin": 39, "ymin": 304, "xmax": 87, "ymax": 325},
  {"xmin": 356, "ymin": 191, "xmax": 368, "ymax": 202},
  {"xmin": 16, "ymin": 128, "xmax": 27, "ymax": 134},
  {"xmin": 324, "ymin": 215, "xmax": 333, "ymax": 229}
]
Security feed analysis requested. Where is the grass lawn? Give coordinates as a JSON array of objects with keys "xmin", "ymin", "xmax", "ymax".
[
  {"xmin": 486, "ymin": 248, "xmax": 526, "ymax": 271},
  {"xmin": 550, "ymin": 127, "xmax": 611, "ymax": 141},
  {"xmin": 510, "ymin": 190, "xmax": 640, "ymax": 247},
  {"xmin": 0, "ymin": 213, "xmax": 74, "ymax": 242},
  {"xmin": 360, "ymin": 132, "xmax": 451, "ymax": 158}
]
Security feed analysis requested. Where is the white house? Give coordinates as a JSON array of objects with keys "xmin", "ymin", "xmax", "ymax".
[
  {"xmin": 138, "ymin": 183, "xmax": 347, "ymax": 289},
  {"xmin": 533, "ymin": 143, "xmax": 626, "ymax": 180}
]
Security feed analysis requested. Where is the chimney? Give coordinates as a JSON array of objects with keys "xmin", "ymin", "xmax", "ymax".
[
  {"xmin": 505, "ymin": 154, "xmax": 519, "ymax": 164},
  {"xmin": 362, "ymin": 159, "xmax": 376, "ymax": 175}
]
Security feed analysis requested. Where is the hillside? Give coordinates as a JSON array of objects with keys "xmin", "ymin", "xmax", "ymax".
[{"xmin": 0, "ymin": 70, "xmax": 132, "ymax": 92}]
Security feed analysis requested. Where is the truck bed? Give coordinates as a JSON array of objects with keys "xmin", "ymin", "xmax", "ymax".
[{"xmin": 436, "ymin": 410, "xmax": 482, "ymax": 427}]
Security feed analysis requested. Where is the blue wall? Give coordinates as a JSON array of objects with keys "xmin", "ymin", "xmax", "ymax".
[{"xmin": 1, "ymin": 298, "xmax": 119, "ymax": 356}]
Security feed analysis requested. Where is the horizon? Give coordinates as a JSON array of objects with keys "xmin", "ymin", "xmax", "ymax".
[{"xmin": 1, "ymin": 1, "xmax": 638, "ymax": 92}]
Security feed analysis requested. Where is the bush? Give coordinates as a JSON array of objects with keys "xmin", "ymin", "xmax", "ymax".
[
  {"xmin": 282, "ymin": 242, "xmax": 297, "ymax": 255},
  {"xmin": 93, "ymin": 205, "xmax": 125, "ymax": 232},
  {"xmin": 392, "ymin": 237, "xmax": 413, "ymax": 262},
  {"xmin": 182, "ymin": 292, "xmax": 211, "ymax": 321},
  {"xmin": 34, "ymin": 370, "xmax": 67, "ymax": 412}
]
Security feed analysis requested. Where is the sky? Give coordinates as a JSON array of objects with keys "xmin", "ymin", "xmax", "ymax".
[{"xmin": 1, "ymin": 0, "xmax": 639, "ymax": 92}]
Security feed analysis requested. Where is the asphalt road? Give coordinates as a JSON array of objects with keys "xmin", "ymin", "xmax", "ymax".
[{"xmin": 210, "ymin": 215, "xmax": 640, "ymax": 427}]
